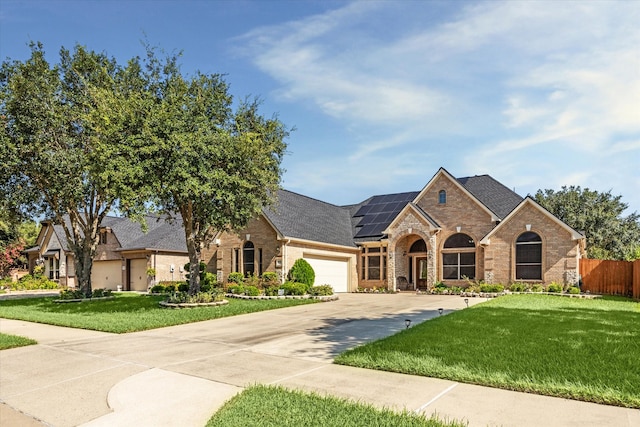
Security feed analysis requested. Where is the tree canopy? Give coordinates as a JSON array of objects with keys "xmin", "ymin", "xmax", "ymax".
[
  {"xmin": 1, "ymin": 43, "xmax": 148, "ymax": 294},
  {"xmin": 534, "ymin": 186, "xmax": 640, "ymax": 260},
  {"xmin": 142, "ymin": 49, "xmax": 289, "ymax": 294}
]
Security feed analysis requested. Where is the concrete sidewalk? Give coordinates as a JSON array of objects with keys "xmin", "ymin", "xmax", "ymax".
[{"xmin": 1, "ymin": 293, "xmax": 638, "ymax": 426}]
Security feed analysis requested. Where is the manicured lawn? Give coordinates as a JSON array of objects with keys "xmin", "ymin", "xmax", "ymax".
[
  {"xmin": 0, "ymin": 332, "xmax": 37, "ymax": 350},
  {"xmin": 207, "ymin": 385, "xmax": 466, "ymax": 427},
  {"xmin": 0, "ymin": 293, "xmax": 318, "ymax": 333},
  {"xmin": 335, "ymin": 295, "xmax": 640, "ymax": 408}
]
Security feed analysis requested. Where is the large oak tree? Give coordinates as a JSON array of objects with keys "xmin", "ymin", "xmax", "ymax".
[
  {"xmin": 534, "ymin": 186, "xmax": 640, "ymax": 260},
  {"xmin": 1, "ymin": 43, "xmax": 148, "ymax": 295},
  {"xmin": 143, "ymin": 51, "xmax": 288, "ymax": 294}
]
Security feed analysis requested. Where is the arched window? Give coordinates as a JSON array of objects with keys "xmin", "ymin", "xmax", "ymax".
[
  {"xmin": 243, "ymin": 241, "xmax": 255, "ymax": 276},
  {"xmin": 516, "ymin": 232, "xmax": 542, "ymax": 280},
  {"xmin": 442, "ymin": 233, "xmax": 475, "ymax": 280},
  {"xmin": 439, "ymin": 190, "xmax": 446, "ymax": 204}
]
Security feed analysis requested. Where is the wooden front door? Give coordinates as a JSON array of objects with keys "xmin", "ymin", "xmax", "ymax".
[{"xmin": 416, "ymin": 257, "xmax": 428, "ymax": 290}]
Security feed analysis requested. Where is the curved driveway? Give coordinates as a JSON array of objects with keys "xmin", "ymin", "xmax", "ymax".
[{"xmin": 1, "ymin": 293, "xmax": 637, "ymax": 426}]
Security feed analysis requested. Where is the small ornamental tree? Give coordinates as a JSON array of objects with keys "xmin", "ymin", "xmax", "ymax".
[{"xmin": 288, "ymin": 259, "xmax": 315, "ymax": 289}]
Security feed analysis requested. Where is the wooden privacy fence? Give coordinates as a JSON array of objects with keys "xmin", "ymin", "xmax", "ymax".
[{"xmin": 579, "ymin": 259, "xmax": 640, "ymax": 299}]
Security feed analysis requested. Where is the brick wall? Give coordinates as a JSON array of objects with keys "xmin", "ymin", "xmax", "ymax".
[{"xmin": 484, "ymin": 203, "xmax": 580, "ymax": 285}]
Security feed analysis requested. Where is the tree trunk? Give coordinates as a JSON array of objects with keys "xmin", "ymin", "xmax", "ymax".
[{"xmin": 186, "ymin": 238, "xmax": 201, "ymax": 295}]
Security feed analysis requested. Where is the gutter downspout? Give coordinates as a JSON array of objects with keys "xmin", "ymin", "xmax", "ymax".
[{"xmin": 282, "ymin": 239, "xmax": 290, "ymax": 284}]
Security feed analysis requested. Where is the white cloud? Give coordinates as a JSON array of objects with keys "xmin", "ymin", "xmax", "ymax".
[{"xmin": 238, "ymin": 0, "xmax": 640, "ymax": 212}]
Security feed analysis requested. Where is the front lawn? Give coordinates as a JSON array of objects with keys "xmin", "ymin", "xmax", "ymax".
[
  {"xmin": 207, "ymin": 385, "xmax": 466, "ymax": 427},
  {"xmin": 0, "ymin": 293, "xmax": 317, "ymax": 333},
  {"xmin": 335, "ymin": 295, "xmax": 640, "ymax": 408},
  {"xmin": 0, "ymin": 332, "xmax": 37, "ymax": 350}
]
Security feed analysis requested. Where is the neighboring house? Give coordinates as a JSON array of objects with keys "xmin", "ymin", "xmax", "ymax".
[
  {"xmin": 204, "ymin": 168, "xmax": 585, "ymax": 292},
  {"xmin": 25, "ymin": 215, "xmax": 188, "ymax": 291}
]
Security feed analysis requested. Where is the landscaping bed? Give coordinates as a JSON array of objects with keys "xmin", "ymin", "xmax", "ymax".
[{"xmin": 335, "ymin": 294, "xmax": 640, "ymax": 408}]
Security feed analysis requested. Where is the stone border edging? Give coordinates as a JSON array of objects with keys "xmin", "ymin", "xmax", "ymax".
[
  {"xmin": 53, "ymin": 296, "xmax": 116, "ymax": 303},
  {"xmin": 159, "ymin": 299, "xmax": 229, "ymax": 309},
  {"xmin": 225, "ymin": 293, "xmax": 339, "ymax": 302},
  {"xmin": 458, "ymin": 291, "xmax": 602, "ymax": 299}
]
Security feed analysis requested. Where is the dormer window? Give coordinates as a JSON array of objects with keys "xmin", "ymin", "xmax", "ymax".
[{"xmin": 438, "ymin": 190, "xmax": 446, "ymax": 204}]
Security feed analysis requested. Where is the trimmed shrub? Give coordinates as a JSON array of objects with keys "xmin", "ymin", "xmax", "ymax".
[
  {"xmin": 201, "ymin": 272, "xmax": 217, "ymax": 292},
  {"xmin": 59, "ymin": 288, "xmax": 86, "ymax": 300},
  {"xmin": 227, "ymin": 284, "xmax": 245, "ymax": 295},
  {"xmin": 434, "ymin": 281, "xmax": 447, "ymax": 289},
  {"xmin": 509, "ymin": 282, "xmax": 526, "ymax": 292},
  {"xmin": 288, "ymin": 259, "xmax": 315, "ymax": 289},
  {"xmin": 480, "ymin": 284, "xmax": 504, "ymax": 293},
  {"xmin": 281, "ymin": 281, "xmax": 307, "ymax": 296},
  {"xmin": 10, "ymin": 274, "xmax": 59, "ymax": 290},
  {"xmin": 244, "ymin": 274, "xmax": 261, "ymax": 289},
  {"xmin": 568, "ymin": 286, "xmax": 580, "ymax": 294},
  {"xmin": 546, "ymin": 282, "xmax": 563, "ymax": 293},
  {"xmin": 264, "ymin": 285, "xmax": 281, "ymax": 296},
  {"xmin": 228, "ymin": 272, "xmax": 244, "ymax": 284},
  {"xmin": 244, "ymin": 285, "xmax": 260, "ymax": 296},
  {"xmin": 530, "ymin": 284, "xmax": 544, "ymax": 293},
  {"xmin": 177, "ymin": 282, "xmax": 189, "ymax": 293},
  {"xmin": 164, "ymin": 284, "xmax": 177, "ymax": 293},
  {"xmin": 261, "ymin": 272, "xmax": 278, "ymax": 285},
  {"xmin": 308, "ymin": 285, "xmax": 334, "ymax": 296},
  {"xmin": 92, "ymin": 288, "xmax": 112, "ymax": 298},
  {"xmin": 150, "ymin": 284, "xmax": 166, "ymax": 293}
]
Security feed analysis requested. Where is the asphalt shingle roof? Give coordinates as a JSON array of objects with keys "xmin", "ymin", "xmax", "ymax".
[
  {"xmin": 457, "ymin": 175, "xmax": 523, "ymax": 218},
  {"xmin": 263, "ymin": 190, "xmax": 356, "ymax": 248}
]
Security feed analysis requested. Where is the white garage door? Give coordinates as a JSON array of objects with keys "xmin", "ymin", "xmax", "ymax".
[
  {"xmin": 129, "ymin": 259, "xmax": 148, "ymax": 292},
  {"xmin": 91, "ymin": 261, "xmax": 122, "ymax": 290},
  {"xmin": 303, "ymin": 256, "xmax": 349, "ymax": 293}
]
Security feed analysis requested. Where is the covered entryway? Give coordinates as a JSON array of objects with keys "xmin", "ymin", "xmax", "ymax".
[
  {"xmin": 303, "ymin": 255, "xmax": 349, "ymax": 293},
  {"xmin": 128, "ymin": 258, "xmax": 148, "ymax": 291},
  {"xmin": 91, "ymin": 260, "xmax": 122, "ymax": 290}
]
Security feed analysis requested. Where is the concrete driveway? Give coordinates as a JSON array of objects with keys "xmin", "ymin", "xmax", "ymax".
[{"xmin": 1, "ymin": 293, "xmax": 638, "ymax": 427}]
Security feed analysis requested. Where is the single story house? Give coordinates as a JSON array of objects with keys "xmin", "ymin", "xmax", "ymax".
[
  {"xmin": 26, "ymin": 215, "xmax": 188, "ymax": 291},
  {"xmin": 204, "ymin": 168, "xmax": 585, "ymax": 292}
]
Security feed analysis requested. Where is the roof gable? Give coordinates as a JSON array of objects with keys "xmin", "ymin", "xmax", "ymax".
[
  {"xmin": 413, "ymin": 168, "xmax": 501, "ymax": 221},
  {"xmin": 384, "ymin": 203, "xmax": 441, "ymax": 235},
  {"xmin": 479, "ymin": 197, "xmax": 584, "ymax": 244}
]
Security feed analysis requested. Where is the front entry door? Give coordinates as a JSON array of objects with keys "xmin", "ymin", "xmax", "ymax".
[{"xmin": 416, "ymin": 257, "xmax": 428, "ymax": 290}]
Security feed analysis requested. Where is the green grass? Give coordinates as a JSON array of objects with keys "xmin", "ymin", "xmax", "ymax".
[
  {"xmin": 0, "ymin": 332, "xmax": 37, "ymax": 350},
  {"xmin": 0, "ymin": 293, "xmax": 318, "ymax": 333},
  {"xmin": 336, "ymin": 295, "xmax": 640, "ymax": 408},
  {"xmin": 207, "ymin": 385, "xmax": 466, "ymax": 427}
]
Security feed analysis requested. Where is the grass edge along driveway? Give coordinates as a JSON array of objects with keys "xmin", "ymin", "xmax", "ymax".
[
  {"xmin": 335, "ymin": 295, "xmax": 640, "ymax": 408},
  {"xmin": 0, "ymin": 293, "xmax": 318, "ymax": 333},
  {"xmin": 206, "ymin": 384, "xmax": 467, "ymax": 427},
  {"xmin": 0, "ymin": 332, "xmax": 37, "ymax": 350}
]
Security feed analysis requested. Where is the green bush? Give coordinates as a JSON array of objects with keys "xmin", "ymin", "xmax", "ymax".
[
  {"xmin": 568, "ymin": 286, "xmax": 580, "ymax": 294},
  {"xmin": 227, "ymin": 284, "xmax": 245, "ymax": 295},
  {"xmin": 264, "ymin": 285, "xmax": 281, "ymax": 296},
  {"xmin": 245, "ymin": 285, "xmax": 260, "ymax": 296},
  {"xmin": 509, "ymin": 282, "xmax": 526, "ymax": 292},
  {"xmin": 177, "ymin": 283, "xmax": 189, "ymax": 292},
  {"xmin": 58, "ymin": 288, "xmax": 86, "ymax": 300},
  {"xmin": 150, "ymin": 284, "xmax": 166, "ymax": 293},
  {"xmin": 434, "ymin": 281, "xmax": 447, "ymax": 289},
  {"xmin": 10, "ymin": 274, "xmax": 59, "ymax": 290},
  {"xmin": 244, "ymin": 274, "xmax": 261, "ymax": 289},
  {"xmin": 261, "ymin": 272, "xmax": 278, "ymax": 285},
  {"xmin": 530, "ymin": 284, "xmax": 544, "ymax": 293},
  {"xmin": 288, "ymin": 259, "xmax": 315, "ymax": 289},
  {"xmin": 166, "ymin": 291, "xmax": 224, "ymax": 304},
  {"xmin": 92, "ymin": 288, "xmax": 112, "ymax": 298},
  {"xmin": 164, "ymin": 284, "xmax": 177, "ymax": 293},
  {"xmin": 480, "ymin": 284, "xmax": 504, "ymax": 293},
  {"xmin": 546, "ymin": 283, "xmax": 563, "ymax": 293},
  {"xmin": 228, "ymin": 272, "xmax": 244, "ymax": 284},
  {"xmin": 200, "ymin": 272, "xmax": 217, "ymax": 292},
  {"xmin": 281, "ymin": 281, "xmax": 307, "ymax": 296},
  {"xmin": 308, "ymin": 285, "xmax": 334, "ymax": 296}
]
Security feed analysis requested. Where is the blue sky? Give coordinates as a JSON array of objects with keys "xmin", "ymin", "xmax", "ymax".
[{"xmin": 2, "ymin": 0, "xmax": 639, "ymax": 214}]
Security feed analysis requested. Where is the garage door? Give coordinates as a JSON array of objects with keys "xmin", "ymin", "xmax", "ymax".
[
  {"xmin": 303, "ymin": 255, "xmax": 349, "ymax": 293},
  {"xmin": 129, "ymin": 259, "xmax": 148, "ymax": 292},
  {"xmin": 91, "ymin": 261, "xmax": 122, "ymax": 290}
]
